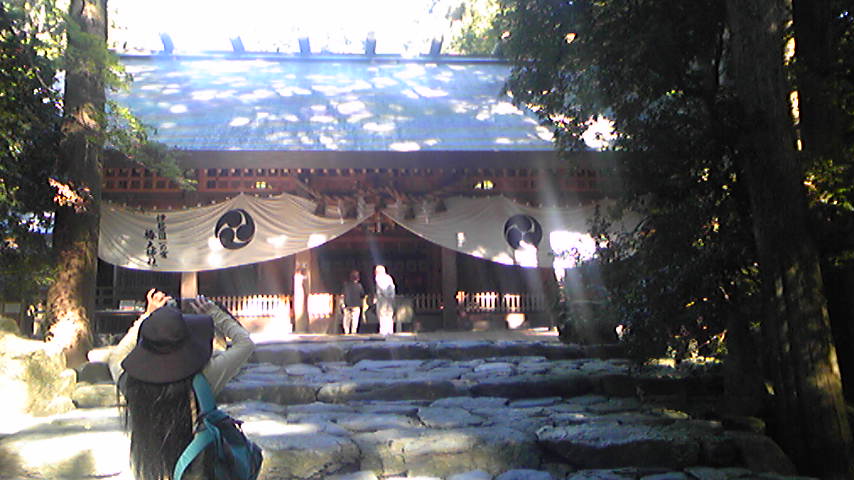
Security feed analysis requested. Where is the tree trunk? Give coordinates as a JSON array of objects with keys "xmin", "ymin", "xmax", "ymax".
[
  {"xmin": 792, "ymin": 0, "xmax": 854, "ymax": 406},
  {"xmin": 46, "ymin": 0, "xmax": 107, "ymax": 368},
  {"xmin": 791, "ymin": 0, "xmax": 841, "ymax": 159},
  {"xmin": 824, "ymin": 266, "xmax": 854, "ymax": 401},
  {"xmin": 723, "ymin": 314, "xmax": 765, "ymax": 416},
  {"xmin": 725, "ymin": 0, "xmax": 854, "ymax": 477}
]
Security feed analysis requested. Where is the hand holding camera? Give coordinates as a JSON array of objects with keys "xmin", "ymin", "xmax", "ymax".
[
  {"xmin": 187, "ymin": 295, "xmax": 213, "ymax": 314},
  {"xmin": 145, "ymin": 288, "xmax": 173, "ymax": 316}
]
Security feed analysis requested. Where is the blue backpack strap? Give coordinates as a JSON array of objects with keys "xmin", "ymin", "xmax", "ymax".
[
  {"xmin": 173, "ymin": 373, "xmax": 218, "ymax": 480},
  {"xmin": 191, "ymin": 372, "xmax": 217, "ymax": 413}
]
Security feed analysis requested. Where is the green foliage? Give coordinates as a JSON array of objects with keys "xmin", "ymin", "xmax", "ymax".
[
  {"xmin": 807, "ymin": 155, "xmax": 854, "ymax": 267},
  {"xmin": 554, "ymin": 262, "xmax": 621, "ymax": 345},
  {"xmin": 0, "ymin": 0, "xmax": 189, "ymax": 301},
  {"xmin": 495, "ymin": 0, "xmax": 761, "ymax": 362},
  {"xmin": 445, "ymin": 0, "xmax": 504, "ymax": 56},
  {"xmin": 105, "ymin": 101, "xmax": 193, "ymax": 189},
  {"xmin": 0, "ymin": 0, "xmax": 63, "ymax": 300},
  {"xmin": 497, "ymin": 0, "xmax": 854, "ymax": 363},
  {"xmin": 61, "ymin": 5, "xmax": 188, "ymax": 185},
  {"xmin": 796, "ymin": 1, "xmax": 854, "ymax": 269}
]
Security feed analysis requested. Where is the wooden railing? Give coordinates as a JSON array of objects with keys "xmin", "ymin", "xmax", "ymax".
[
  {"xmin": 411, "ymin": 293, "xmax": 443, "ymax": 312},
  {"xmin": 456, "ymin": 291, "xmax": 547, "ymax": 313},
  {"xmin": 95, "ymin": 291, "xmax": 548, "ymax": 331},
  {"xmin": 208, "ymin": 291, "xmax": 545, "ymax": 319},
  {"xmin": 210, "ymin": 294, "xmax": 292, "ymax": 320}
]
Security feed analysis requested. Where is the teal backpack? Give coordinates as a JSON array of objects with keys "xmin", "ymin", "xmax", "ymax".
[{"xmin": 173, "ymin": 373, "xmax": 263, "ymax": 480}]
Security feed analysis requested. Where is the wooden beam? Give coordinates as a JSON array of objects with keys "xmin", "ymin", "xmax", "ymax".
[{"xmin": 104, "ymin": 149, "xmax": 631, "ymax": 171}]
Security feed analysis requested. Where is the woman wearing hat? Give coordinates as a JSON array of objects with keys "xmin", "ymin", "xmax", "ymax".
[{"xmin": 108, "ymin": 289, "xmax": 255, "ymax": 480}]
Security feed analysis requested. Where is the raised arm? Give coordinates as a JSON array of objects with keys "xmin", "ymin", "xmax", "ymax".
[{"xmin": 188, "ymin": 296, "xmax": 256, "ymax": 394}]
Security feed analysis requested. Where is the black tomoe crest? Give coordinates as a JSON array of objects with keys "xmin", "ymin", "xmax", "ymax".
[
  {"xmin": 504, "ymin": 214, "xmax": 543, "ymax": 250},
  {"xmin": 215, "ymin": 209, "xmax": 255, "ymax": 249}
]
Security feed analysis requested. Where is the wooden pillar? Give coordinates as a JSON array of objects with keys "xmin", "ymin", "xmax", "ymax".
[
  {"xmin": 307, "ymin": 249, "xmax": 326, "ymax": 293},
  {"xmin": 180, "ymin": 272, "xmax": 198, "ymax": 299},
  {"xmin": 257, "ymin": 259, "xmax": 285, "ymax": 294},
  {"xmin": 542, "ymin": 268, "xmax": 560, "ymax": 329},
  {"xmin": 441, "ymin": 248, "xmax": 458, "ymax": 330},
  {"xmin": 293, "ymin": 250, "xmax": 311, "ymax": 333},
  {"xmin": 305, "ymin": 248, "xmax": 333, "ymax": 333}
]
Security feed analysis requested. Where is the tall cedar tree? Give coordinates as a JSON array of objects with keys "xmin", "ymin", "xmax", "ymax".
[
  {"xmin": 46, "ymin": 0, "xmax": 107, "ymax": 367},
  {"xmin": 726, "ymin": 0, "xmax": 853, "ymax": 477}
]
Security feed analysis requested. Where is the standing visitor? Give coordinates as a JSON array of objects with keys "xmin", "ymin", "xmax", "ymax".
[
  {"xmin": 293, "ymin": 265, "xmax": 308, "ymax": 333},
  {"xmin": 341, "ymin": 270, "xmax": 365, "ymax": 334},
  {"xmin": 108, "ymin": 289, "xmax": 255, "ymax": 480},
  {"xmin": 374, "ymin": 265, "xmax": 396, "ymax": 335}
]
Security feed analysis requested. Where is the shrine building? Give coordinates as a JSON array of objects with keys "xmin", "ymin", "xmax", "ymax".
[{"xmin": 98, "ymin": 51, "xmax": 623, "ymax": 334}]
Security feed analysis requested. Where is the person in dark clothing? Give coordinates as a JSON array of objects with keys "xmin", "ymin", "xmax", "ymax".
[
  {"xmin": 341, "ymin": 270, "xmax": 365, "ymax": 334},
  {"xmin": 108, "ymin": 289, "xmax": 255, "ymax": 480}
]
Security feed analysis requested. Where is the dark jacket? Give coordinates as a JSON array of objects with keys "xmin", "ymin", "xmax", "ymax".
[{"xmin": 342, "ymin": 280, "xmax": 365, "ymax": 307}]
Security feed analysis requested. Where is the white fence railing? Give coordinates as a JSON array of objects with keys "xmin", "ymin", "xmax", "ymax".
[
  {"xmin": 94, "ymin": 291, "xmax": 549, "ymax": 333},
  {"xmin": 411, "ymin": 293, "xmax": 442, "ymax": 312},
  {"xmin": 208, "ymin": 291, "xmax": 546, "ymax": 322},
  {"xmin": 456, "ymin": 291, "xmax": 547, "ymax": 313},
  {"xmin": 210, "ymin": 294, "xmax": 291, "ymax": 320}
]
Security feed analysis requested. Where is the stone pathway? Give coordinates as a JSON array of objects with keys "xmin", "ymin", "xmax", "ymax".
[{"xmin": 0, "ymin": 333, "xmax": 813, "ymax": 480}]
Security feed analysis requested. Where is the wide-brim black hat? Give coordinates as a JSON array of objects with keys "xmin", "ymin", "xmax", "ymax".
[{"xmin": 121, "ymin": 306, "xmax": 214, "ymax": 384}]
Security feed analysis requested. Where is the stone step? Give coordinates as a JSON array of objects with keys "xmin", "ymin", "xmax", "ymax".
[
  {"xmin": 219, "ymin": 357, "xmax": 722, "ymax": 408},
  {"xmin": 73, "ymin": 339, "xmax": 723, "ymax": 411},
  {"xmin": 249, "ymin": 338, "xmax": 626, "ymax": 365},
  {"xmin": 1, "ymin": 394, "xmax": 805, "ymax": 480},
  {"xmin": 33, "ymin": 336, "xmax": 805, "ymax": 480}
]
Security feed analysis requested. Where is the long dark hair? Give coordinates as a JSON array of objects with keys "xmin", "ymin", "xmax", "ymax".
[{"xmin": 122, "ymin": 375, "xmax": 208, "ymax": 480}]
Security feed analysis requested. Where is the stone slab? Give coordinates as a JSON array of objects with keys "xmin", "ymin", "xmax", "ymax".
[{"xmin": 318, "ymin": 380, "xmax": 456, "ymax": 403}]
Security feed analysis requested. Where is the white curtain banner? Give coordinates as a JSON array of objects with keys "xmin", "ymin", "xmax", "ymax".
[
  {"xmin": 99, "ymin": 193, "xmax": 373, "ymax": 272},
  {"xmin": 383, "ymin": 196, "xmax": 610, "ymax": 269}
]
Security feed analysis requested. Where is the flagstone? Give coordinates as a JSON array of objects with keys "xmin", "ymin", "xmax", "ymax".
[
  {"xmin": 75, "ymin": 361, "xmax": 112, "ymax": 384},
  {"xmin": 326, "ymin": 471, "xmax": 380, "ymax": 480},
  {"xmin": 220, "ymin": 380, "xmax": 319, "ymax": 404},
  {"xmin": 496, "ymin": 469, "xmax": 554, "ymax": 480},
  {"xmin": 416, "ymin": 365, "xmax": 469, "ymax": 382},
  {"xmin": 469, "ymin": 373, "xmax": 594, "ymax": 398},
  {"xmin": 353, "ymin": 426, "xmax": 540, "ymax": 478},
  {"xmin": 508, "ymin": 397, "xmax": 562, "ymax": 408},
  {"xmin": 417, "ymin": 406, "xmax": 484, "ymax": 428},
  {"xmin": 515, "ymin": 362, "xmax": 551, "ymax": 375},
  {"xmin": 585, "ymin": 397, "xmax": 643, "ymax": 414},
  {"xmin": 430, "ymin": 396, "xmax": 508, "ymax": 409},
  {"xmin": 255, "ymin": 429, "xmax": 360, "ymax": 479},
  {"xmin": 284, "ymin": 363, "xmax": 324, "ymax": 376},
  {"xmin": 448, "ymin": 469, "xmax": 494, "ymax": 480},
  {"xmin": 318, "ymin": 379, "xmax": 457, "ymax": 403},
  {"xmin": 567, "ymin": 394, "xmax": 611, "ymax": 405},
  {"xmin": 353, "ymin": 400, "xmax": 427, "ymax": 416},
  {"xmin": 72, "ymin": 383, "xmax": 118, "ymax": 408},
  {"xmin": 253, "ymin": 342, "xmax": 347, "ymax": 365},
  {"xmin": 595, "ymin": 373, "xmax": 639, "ymax": 397},
  {"xmin": 346, "ymin": 342, "xmax": 433, "ymax": 362},
  {"xmin": 0, "ymin": 408, "xmax": 128, "ymax": 479},
  {"xmin": 472, "ymin": 362, "xmax": 516, "ymax": 375},
  {"xmin": 0, "ymin": 335, "xmax": 810, "ymax": 480},
  {"xmin": 354, "ymin": 359, "xmax": 425, "ymax": 370},
  {"xmin": 567, "ymin": 469, "xmax": 652, "ymax": 480},
  {"xmin": 333, "ymin": 412, "xmax": 422, "ymax": 432},
  {"xmin": 639, "ymin": 473, "xmax": 689, "ymax": 480}
]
